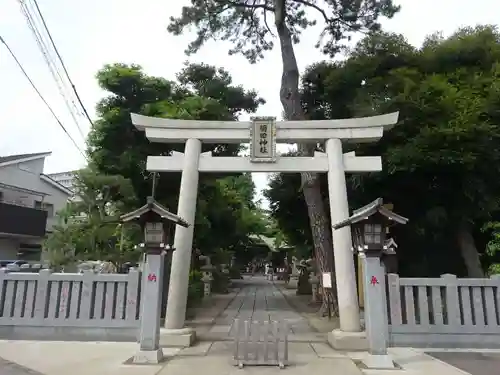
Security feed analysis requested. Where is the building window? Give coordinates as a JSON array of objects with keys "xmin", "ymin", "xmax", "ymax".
[
  {"xmin": 44, "ymin": 203, "xmax": 54, "ymax": 217},
  {"xmin": 34, "ymin": 201, "xmax": 54, "ymax": 217}
]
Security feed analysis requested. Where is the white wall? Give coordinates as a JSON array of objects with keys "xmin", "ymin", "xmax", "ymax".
[
  {"xmin": 0, "ymin": 159, "xmax": 46, "ymax": 208},
  {"xmin": 0, "ymin": 157, "xmax": 71, "ymax": 232},
  {"xmin": 40, "ymin": 179, "xmax": 70, "ymax": 232}
]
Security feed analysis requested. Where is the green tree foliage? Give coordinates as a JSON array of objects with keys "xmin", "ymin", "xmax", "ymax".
[
  {"xmin": 86, "ymin": 63, "xmax": 267, "ymax": 258},
  {"xmin": 88, "ymin": 63, "xmax": 263, "ymax": 208},
  {"xmin": 44, "ymin": 168, "xmax": 141, "ymax": 267},
  {"xmin": 265, "ymin": 169, "xmax": 312, "ymax": 248},
  {"xmin": 167, "ymin": 0, "xmax": 400, "ymax": 303},
  {"xmin": 267, "ymin": 25, "xmax": 500, "ymax": 277},
  {"xmin": 196, "ymin": 173, "xmax": 268, "ymax": 257},
  {"xmin": 482, "ymin": 222, "xmax": 500, "ymax": 275},
  {"xmin": 168, "ymin": 0, "xmax": 400, "ymax": 61}
]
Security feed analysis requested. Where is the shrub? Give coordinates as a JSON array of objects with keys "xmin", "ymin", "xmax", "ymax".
[
  {"xmin": 228, "ymin": 266, "xmax": 243, "ymax": 280},
  {"xmin": 297, "ymin": 272, "xmax": 312, "ymax": 295},
  {"xmin": 187, "ymin": 270, "xmax": 204, "ymax": 307},
  {"xmin": 212, "ymin": 268, "xmax": 230, "ymax": 294}
]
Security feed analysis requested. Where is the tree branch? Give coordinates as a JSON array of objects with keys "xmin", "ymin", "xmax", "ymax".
[
  {"xmin": 227, "ymin": 0, "xmax": 274, "ymax": 11},
  {"xmin": 205, "ymin": 0, "xmax": 226, "ymax": 34},
  {"xmin": 244, "ymin": 0, "xmax": 269, "ymax": 46},
  {"xmin": 262, "ymin": 6, "xmax": 275, "ymax": 36},
  {"xmin": 290, "ymin": 0, "xmax": 367, "ymax": 33},
  {"xmin": 247, "ymin": 0, "xmax": 273, "ymax": 48},
  {"xmin": 291, "ymin": 0, "xmax": 330, "ymax": 23}
]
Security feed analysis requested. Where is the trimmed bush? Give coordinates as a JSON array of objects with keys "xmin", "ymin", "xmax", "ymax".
[
  {"xmin": 212, "ymin": 268, "xmax": 230, "ymax": 294},
  {"xmin": 297, "ymin": 272, "xmax": 312, "ymax": 295},
  {"xmin": 228, "ymin": 266, "xmax": 243, "ymax": 280},
  {"xmin": 187, "ymin": 270, "xmax": 204, "ymax": 307}
]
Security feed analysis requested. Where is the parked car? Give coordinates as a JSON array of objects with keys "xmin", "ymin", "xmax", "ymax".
[{"xmin": 0, "ymin": 260, "xmax": 28, "ymax": 268}]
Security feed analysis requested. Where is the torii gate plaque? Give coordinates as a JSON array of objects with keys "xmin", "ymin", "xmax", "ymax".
[{"xmin": 249, "ymin": 116, "xmax": 277, "ymax": 163}]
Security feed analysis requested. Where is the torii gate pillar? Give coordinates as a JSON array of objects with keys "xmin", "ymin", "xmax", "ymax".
[
  {"xmin": 326, "ymin": 138, "xmax": 360, "ymax": 332},
  {"xmin": 164, "ymin": 139, "xmax": 201, "ymax": 329}
]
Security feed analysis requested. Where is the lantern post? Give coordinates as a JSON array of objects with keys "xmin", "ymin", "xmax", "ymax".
[
  {"xmin": 121, "ymin": 197, "xmax": 189, "ymax": 364},
  {"xmin": 333, "ymin": 198, "xmax": 408, "ymax": 369}
]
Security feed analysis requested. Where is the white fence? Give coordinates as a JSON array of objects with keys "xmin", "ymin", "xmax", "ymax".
[
  {"xmin": 386, "ymin": 273, "xmax": 500, "ymax": 348},
  {"xmin": 0, "ymin": 269, "xmax": 142, "ymax": 341}
]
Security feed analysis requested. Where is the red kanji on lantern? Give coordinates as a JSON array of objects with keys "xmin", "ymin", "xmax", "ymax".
[
  {"xmin": 148, "ymin": 273, "xmax": 157, "ymax": 282},
  {"xmin": 370, "ymin": 276, "xmax": 379, "ymax": 286}
]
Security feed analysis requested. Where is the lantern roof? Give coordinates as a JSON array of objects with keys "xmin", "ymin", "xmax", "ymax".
[
  {"xmin": 333, "ymin": 198, "xmax": 408, "ymax": 230},
  {"xmin": 120, "ymin": 196, "xmax": 189, "ymax": 227},
  {"xmin": 385, "ymin": 237, "xmax": 398, "ymax": 249}
]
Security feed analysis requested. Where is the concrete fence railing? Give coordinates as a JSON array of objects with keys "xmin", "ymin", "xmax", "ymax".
[
  {"xmin": 0, "ymin": 268, "xmax": 142, "ymax": 341},
  {"xmin": 386, "ymin": 273, "xmax": 500, "ymax": 348}
]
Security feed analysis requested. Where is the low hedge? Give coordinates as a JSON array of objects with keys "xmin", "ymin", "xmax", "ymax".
[{"xmin": 187, "ymin": 270, "xmax": 204, "ymax": 307}]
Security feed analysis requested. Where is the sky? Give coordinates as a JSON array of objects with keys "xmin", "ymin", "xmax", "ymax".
[{"xmin": 1, "ymin": 0, "xmax": 499, "ymax": 203}]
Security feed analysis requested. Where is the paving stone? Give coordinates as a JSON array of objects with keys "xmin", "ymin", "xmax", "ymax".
[
  {"xmin": 178, "ymin": 342, "xmax": 213, "ymax": 356},
  {"xmin": 0, "ymin": 358, "xmax": 44, "ymax": 375},
  {"xmin": 208, "ymin": 341, "xmax": 234, "ymax": 355},
  {"xmin": 310, "ymin": 343, "xmax": 347, "ymax": 358},
  {"xmin": 158, "ymin": 355, "xmax": 364, "ymax": 375},
  {"xmin": 288, "ymin": 342, "xmax": 317, "ymax": 357},
  {"xmin": 208, "ymin": 325, "xmax": 232, "ymax": 334}
]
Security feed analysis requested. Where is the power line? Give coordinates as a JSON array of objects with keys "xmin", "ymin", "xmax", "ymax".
[
  {"xmin": 18, "ymin": 0, "xmax": 86, "ymax": 141},
  {"xmin": 0, "ymin": 35, "xmax": 87, "ymax": 160},
  {"xmin": 31, "ymin": 0, "xmax": 95, "ymax": 130}
]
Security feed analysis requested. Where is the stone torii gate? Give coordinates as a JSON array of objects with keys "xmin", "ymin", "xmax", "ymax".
[{"xmin": 131, "ymin": 112, "xmax": 399, "ymax": 346}]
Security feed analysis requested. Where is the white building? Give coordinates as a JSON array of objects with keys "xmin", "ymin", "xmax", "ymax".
[
  {"xmin": 46, "ymin": 170, "xmax": 76, "ymax": 191},
  {"xmin": 0, "ymin": 152, "xmax": 73, "ymax": 260}
]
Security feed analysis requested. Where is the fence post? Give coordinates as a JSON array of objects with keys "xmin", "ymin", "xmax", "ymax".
[
  {"xmin": 126, "ymin": 269, "xmax": 140, "ymax": 322},
  {"xmin": 80, "ymin": 270, "xmax": 94, "ymax": 320},
  {"xmin": 380, "ymin": 266, "xmax": 389, "ymax": 346},
  {"xmin": 0, "ymin": 269, "xmax": 5, "ymax": 316},
  {"xmin": 33, "ymin": 269, "xmax": 51, "ymax": 322},
  {"xmin": 441, "ymin": 274, "xmax": 460, "ymax": 327},
  {"xmin": 491, "ymin": 275, "xmax": 500, "ymax": 323},
  {"xmin": 387, "ymin": 273, "xmax": 402, "ymax": 326}
]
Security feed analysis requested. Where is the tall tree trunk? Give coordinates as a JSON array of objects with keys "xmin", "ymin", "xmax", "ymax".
[
  {"xmin": 457, "ymin": 221, "xmax": 484, "ymax": 278},
  {"xmin": 273, "ymin": 0, "xmax": 338, "ymax": 314}
]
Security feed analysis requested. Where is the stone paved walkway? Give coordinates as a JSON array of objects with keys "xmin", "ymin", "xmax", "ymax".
[
  {"xmin": 203, "ymin": 275, "xmax": 323, "ymax": 342},
  {"xmin": 0, "ymin": 357, "xmax": 44, "ymax": 375},
  {"xmin": 427, "ymin": 351, "xmax": 500, "ymax": 375}
]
